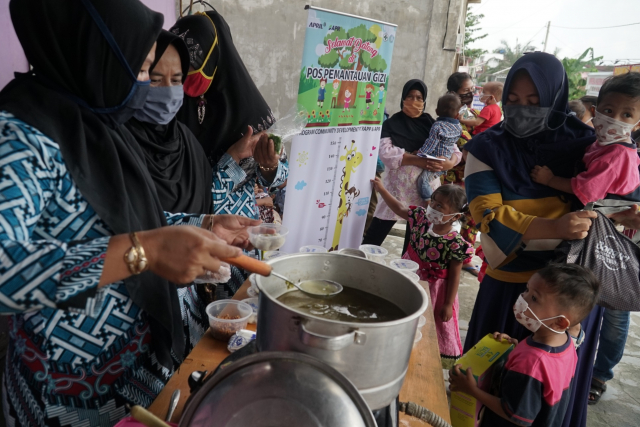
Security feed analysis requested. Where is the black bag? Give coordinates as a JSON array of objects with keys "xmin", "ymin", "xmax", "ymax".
[{"xmin": 555, "ymin": 212, "xmax": 640, "ymax": 311}]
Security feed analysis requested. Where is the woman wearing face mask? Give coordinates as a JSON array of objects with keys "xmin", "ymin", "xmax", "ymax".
[
  {"xmin": 0, "ymin": 1, "xmax": 252, "ymax": 425},
  {"xmin": 362, "ymin": 79, "xmax": 462, "ymax": 248},
  {"xmin": 170, "ymin": 11, "xmax": 287, "ymax": 215},
  {"xmin": 170, "ymin": 12, "xmax": 287, "ymax": 295},
  {"xmin": 463, "ymin": 52, "xmax": 599, "ymax": 427}
]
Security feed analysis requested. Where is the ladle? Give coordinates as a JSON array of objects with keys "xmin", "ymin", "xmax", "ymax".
[{"xmin": 222, "ymin": 254, "xmax": 343, "ymax": 297}]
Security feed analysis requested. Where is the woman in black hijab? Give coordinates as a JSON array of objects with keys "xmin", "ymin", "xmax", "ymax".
[
  {"xmin": 170, "ymin": 11, "xmax": 288, "ymax": 221},
  {"xmin": 362, "ymin": 79, "xmax": 461, "ymax": 248},
  {"xmin": 0, "ymin": 0, "xmax": 251, "ymax": 424},
  {"xmin": 126, "ymin": 30, "xmax": 214, "ymax": 214}
]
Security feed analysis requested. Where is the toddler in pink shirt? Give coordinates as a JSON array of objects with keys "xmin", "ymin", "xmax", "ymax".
[{"xmin": 531, "ymin": 72, "xmax": 640, "ymax": 205}]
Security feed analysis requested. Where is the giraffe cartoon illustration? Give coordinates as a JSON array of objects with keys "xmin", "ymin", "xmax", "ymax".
[{"xmin": 330, "ymin": 140, "xmax": 363, "ymax": 251}]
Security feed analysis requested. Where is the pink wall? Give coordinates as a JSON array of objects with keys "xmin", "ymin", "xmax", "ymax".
[
  {"xmin": 0, "ymin": 0, "xmax": 176, "ymax": 91},
  {"xmin": 0, "ymin": 0, "xmax": 28, "ymax": 90}
]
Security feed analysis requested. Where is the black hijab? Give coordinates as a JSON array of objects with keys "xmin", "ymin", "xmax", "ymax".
[
  {"xmin": 171, "ymin": 11, "xmax": 275, "ymax": 163},
  {"xmin": 464, "ymin": 52, "xmax": 596, "ymax": 200},
  {"xmin": 380, "ymin": 79, "xmax": 435, "ymax": 153},
  {"xmin": 127, "ymin": 31, "xmax": 213, "ymax": 214},
  {"xmin": 0, "ymin": 0, "xmax": 186, "ymax": 369}
]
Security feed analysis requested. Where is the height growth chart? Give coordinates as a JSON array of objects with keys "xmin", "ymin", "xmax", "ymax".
[{"xmin": 281, "ymin": 6, "xmax": 397, "ymax": 252}]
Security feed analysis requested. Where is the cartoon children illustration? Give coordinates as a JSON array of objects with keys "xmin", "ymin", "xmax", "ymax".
[
  {"xmin": 343, "ymin": 89, "xmax": 352, "ymax": 112},
  {"xmin": 365, "ymin": 84, "xmax": 374, "ymax": 109},
  {"xmin": 378, "ymin": 83, "xmax": 385, "ymax": 109},
  {"xmin": 331, "ymin": 79, "xmax": 340, "ymax": 108},
  {"xmin": 317, "ymin": 78, "xmax": 327, "ymax": 108}
]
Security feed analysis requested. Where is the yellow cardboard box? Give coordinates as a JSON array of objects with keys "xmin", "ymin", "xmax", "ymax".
[{"xmin": 450, "ymin": 334, "xmax": 514, "ymax": 427}]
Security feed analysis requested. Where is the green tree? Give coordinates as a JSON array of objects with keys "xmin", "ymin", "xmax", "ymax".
[
  {"xmin": 561, "ymin": 48, "xmax": 603, "ymax": 99},
  {"xmin": 464, "ymin": 6, "xmax": 488, "ymax": 60}
]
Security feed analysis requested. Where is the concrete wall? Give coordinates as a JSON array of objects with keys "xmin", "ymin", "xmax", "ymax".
[{"xmin": 180, "ymin": 0, "xmax": 468, "ymax": 118}]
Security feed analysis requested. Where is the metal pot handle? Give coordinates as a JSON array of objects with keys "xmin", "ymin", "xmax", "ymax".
[{"xmin": 299, "ymin": 322, "xmax": 366, "ymax": 350}]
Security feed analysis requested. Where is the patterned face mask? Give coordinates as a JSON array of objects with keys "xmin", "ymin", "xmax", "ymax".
[
  {"xmin": 513, "ymin": 295, "xmax": 567, "ymax": 334},
  {"xmin": 593, "ymin": 110, "xmax": 639, "ymax": 146},
  {"xmin": 426, "ymin": 205, "xmax": 462, "ymax": 225}
]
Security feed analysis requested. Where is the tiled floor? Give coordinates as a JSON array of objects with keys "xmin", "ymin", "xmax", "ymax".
[{"xmin": 381, "ymin": 225, "xmax": 640, "ymax": 427}]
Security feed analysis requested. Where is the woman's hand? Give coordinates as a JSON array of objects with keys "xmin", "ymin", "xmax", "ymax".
[
  {"xmin": 554, "ymin": 211, "xmax": 597, "ymax": 240},
  {"xmin": 608, "ymin": 205, "xmax": 640, "ymax": 230},
  {"xmin": 254, "ymin": 135, "xmax": 279, "ymax": 168},
  {"xmin": 208, "ymin": 214, "xmax": 261, "ymax": 248},
  {"xmin": 140, "ymin": 226, "xmax": 242, "ymax": 285},
  {"xmin": 440, "ymin": 303, "xmax": 453, "ymax": 322},
  {"xmin": 226, "ymin": 126, "xmax": 266, "ymax": 164}
]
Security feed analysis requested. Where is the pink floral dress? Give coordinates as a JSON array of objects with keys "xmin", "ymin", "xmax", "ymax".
[{"xmin": 402, "ymin": 206, "xmax": 473, "ymax": 367}]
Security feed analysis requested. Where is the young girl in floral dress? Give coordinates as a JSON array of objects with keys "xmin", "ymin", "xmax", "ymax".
[{"xmin": 371, "ymin": 178, "xmax": 473, "ymax": 368}]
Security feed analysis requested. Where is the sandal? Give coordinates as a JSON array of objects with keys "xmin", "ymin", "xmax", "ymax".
[
  {"xmin": 462, "ymin": 264, "xmax": 480, "ymax": 277},
  {"xmin": 588, "ymin": 378, "xmax": 607, "ymax": 405}
]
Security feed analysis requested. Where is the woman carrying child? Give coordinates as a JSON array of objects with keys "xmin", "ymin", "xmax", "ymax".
[
  {"xmin": 372, "ymin": 178, "xmax": 473, "ymax": 367},
  {"xmin": 363, "ymin": 79, "xmax": 462, "ymax": 249},
  {"xmin": 463, "ymin": 52, "xmax": 599, "ymax": 427}
]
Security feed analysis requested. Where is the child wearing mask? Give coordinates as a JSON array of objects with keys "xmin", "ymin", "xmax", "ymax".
[
  {"xmin": 450, "ymin": 264, "xmax": 600, "ymax": 427},
  {"xmin": 531, "ymin": 72, "xmax": 640, "ymax": 205},
  {"xmin": 416, "ymin": 94, "xmax": 463, "ymax": 199},
  {"xmin": 460, "ymin": 81, "xmax": 504, "ymax": 134},
  {"xmin": 371, "ymin": 178, "xmax": 473, "ymax": 368}
]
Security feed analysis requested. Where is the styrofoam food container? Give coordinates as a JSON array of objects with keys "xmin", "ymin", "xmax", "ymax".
[
  {"xmin": 389, "ymin": 259, "xmax": 419, "ymax": 274},
  {"xmin": 299, "ymin": 245, "xmax": 328, "ymax": 253},
  {"xmin": 206, "ymin": 300, "xmax": 252, "ymax": 341},
  {"xmin": 358, "ymin": 244, "xmax": 388, "ymax": 264},
  {"xmin": 241, "ymin": 297, "xmax": 259, "ymax": 324}
]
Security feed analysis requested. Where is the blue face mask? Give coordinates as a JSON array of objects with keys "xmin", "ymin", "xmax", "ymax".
[{"xmin": 133, "ymin": 86, "xmax": 184, "ymax": 125}]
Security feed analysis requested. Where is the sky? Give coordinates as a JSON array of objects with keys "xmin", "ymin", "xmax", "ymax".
[{"xmin": 468, "ymin": 0, "xmax": 639, "ymax": 65}]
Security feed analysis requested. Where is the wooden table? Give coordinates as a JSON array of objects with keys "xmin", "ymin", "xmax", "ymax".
[{"xmin": 149, "ymin": 281, "xmax": 450, "ymax": 426}]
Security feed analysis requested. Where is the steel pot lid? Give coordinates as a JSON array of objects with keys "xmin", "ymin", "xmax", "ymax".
[{"xmin": 179, "ymin": 352, "xmax": 376, "ymax": 427}]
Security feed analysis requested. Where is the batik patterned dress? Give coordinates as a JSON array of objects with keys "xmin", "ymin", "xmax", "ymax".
[
  {"xmin": 209, "ymin": 154, "xmax": 287, "ymax": 297},
  {"xmin": 401, "ymin": 206, "xmax": 473, "ymax": 368},
  {"xmin": 0, "ymin": 112, "xmax": 209, "ymax": 427}
]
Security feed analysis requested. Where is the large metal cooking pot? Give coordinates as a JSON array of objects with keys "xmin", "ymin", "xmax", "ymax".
[
  {"xmin": 179, "ymin": 352, "xmax": 376, "ymax": 427},
  {"xmin": 256, "ymin": 253, "xmax": 428, "ymax": 410}
]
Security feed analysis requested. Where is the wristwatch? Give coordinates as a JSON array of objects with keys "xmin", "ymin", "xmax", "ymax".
[{"xmin": 124, "ymin": 232, "xmax": 149, "ymax": 275}]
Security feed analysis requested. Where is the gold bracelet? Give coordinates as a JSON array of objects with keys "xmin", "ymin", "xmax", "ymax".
[
  {"xmin": 124, "ymin": 232, "xmax": 149, "ymax": 275},
  {"xmin": 259, "ymin": 163, "xmax": 278, "ymax": 172}
]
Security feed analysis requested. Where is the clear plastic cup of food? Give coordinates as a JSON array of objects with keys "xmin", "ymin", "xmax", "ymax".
[
  {"xmin": 358, "ymin": 244, "xmax": 389, "ymax": 264},
  {"xmin": 389, "ymin": 259, "xmax": 420, "ymax": 274},
  {"xmin": 206, "ymin": 300, "xmax": 252, "ymax": 341},
  {"xmin": 413, "ymin": 330, "xmax": 423, "ymax": 348},
  {"xmin": 418, "ymin": 315, "xmax": 426, "ymax": 330},
  {"xmin": 248, "ymin": 224, "xmax": 289, "ymax": 252}
]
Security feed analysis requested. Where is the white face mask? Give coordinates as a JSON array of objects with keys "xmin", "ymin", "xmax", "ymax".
[
  {"xmin": 593, "ymin": 110, "xmax": 639, "ymax": 146},
  {"xmin": 426, "ymin": 205, "xmax": 462, "ymax": 225},
  {"xmin": 513, "ymin": 295, "xmax": 567, "ymax": 334}
]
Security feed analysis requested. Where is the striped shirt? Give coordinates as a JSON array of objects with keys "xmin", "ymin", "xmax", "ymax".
[{"xmin": 464, "ymin": 153, "xmax": 570, "ymax": 283}]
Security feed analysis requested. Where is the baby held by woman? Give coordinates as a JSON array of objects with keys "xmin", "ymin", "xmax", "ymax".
[{"xmin": 531, "ymin": 72, "xmax": 640, "ymax": 204}]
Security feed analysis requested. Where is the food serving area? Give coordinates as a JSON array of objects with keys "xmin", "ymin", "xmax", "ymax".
[{"xmin": 148, "ymin": 279, "xmax": 451, "ymax": 426}]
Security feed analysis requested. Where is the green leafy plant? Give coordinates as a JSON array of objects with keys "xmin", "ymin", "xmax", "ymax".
[
  {"xmin": 561, "ymin": 48, "xmax": 603, "ymax": 99},
  {"xmin": 464, "ymin": 6, "xmax": 488, "ymax": 60}
]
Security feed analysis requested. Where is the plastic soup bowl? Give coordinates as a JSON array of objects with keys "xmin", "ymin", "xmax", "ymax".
[{"xmin": 206, "ymin": 300, "xmax": 252, "ymax": 341}]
